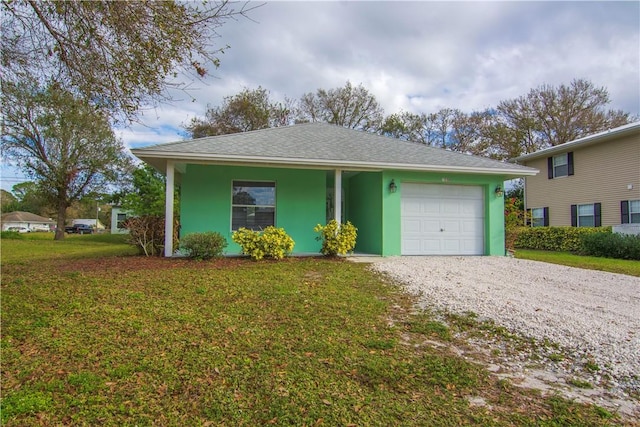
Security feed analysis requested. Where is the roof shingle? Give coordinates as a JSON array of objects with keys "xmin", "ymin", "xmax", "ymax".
[{"xmin": 132, "ymin": 122, "xmax": 537, "ymax": 176}]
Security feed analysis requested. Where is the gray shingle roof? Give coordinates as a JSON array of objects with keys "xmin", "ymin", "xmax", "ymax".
[
  {"xmin": 132, "ymin": 122, "xmax": 537, "ymax": 176},
  {"xmin": 1, "ymin": 211, "xmax": 55, "ymax": 223}
]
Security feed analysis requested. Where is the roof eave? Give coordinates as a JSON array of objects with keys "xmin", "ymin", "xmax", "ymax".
[
  {"xmin": 132, "ymin": 150, "xmax": 539, "ymax": 177},
  {"xmin": 512, "ymin": 121, "xmax": 640, "ymax": 162}
]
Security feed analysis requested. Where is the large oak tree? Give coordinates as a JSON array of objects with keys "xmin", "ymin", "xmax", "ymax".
[
  {"xmin": 1, "ymin": 81, "xmax": 131, "ymax": 240},
  {"xmin": 299, "ymin": 81, "xmax": 384, "ymax": 131},
  {"xmin": 1, "ymin": 0, "xmax": 255, "ymax": 121}
]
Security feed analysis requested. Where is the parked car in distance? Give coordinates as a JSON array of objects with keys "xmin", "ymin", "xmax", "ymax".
[
  {"xmin": 7, "ymin": 226, "xmax": 30, "ymax": 233},
  {"xmin": 65, "ymin": 224, "xmax": 94, "ymax": 234}
]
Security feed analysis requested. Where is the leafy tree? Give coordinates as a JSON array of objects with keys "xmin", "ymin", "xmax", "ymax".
[
  {"xmin": 2, "ymin": 0, "xmax": 255, "ymax": 120},
  {"xmin": 298, "ymin": 81, "xmax": 384, "ymax": 131},
  {"xmin": 1, "ymin": 81, "xmax": 131, "ymax": 240},
  {"xmin": 379, "ymin": 111, "xmax": 426, "ymax": 143},
  {"xmin": 120, "ymin": 164, "xmax": 177, "ymax": 217},
  {"xmin": 1, "ymin": 189, "xmax": 18, "ymax": 213},
  {"xmin": 185, "ymin": 87, "xmax": 294, "ymax": 138},
  {"xmin": 495, "ymin": 79, "xmax": 634, "ymax": 157},
  {"xmin": 4, "ymin": 181, "xmax": 51, "ymax": 215}
]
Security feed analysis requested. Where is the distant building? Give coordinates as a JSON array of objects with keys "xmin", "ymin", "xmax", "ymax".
[
  {"xmin": 1, "ymin": 211, "xmax": 55, "ymax": 232},
  {"xmin": 110, "ymin": 206, "xmax": 131, "ymax": 234}
]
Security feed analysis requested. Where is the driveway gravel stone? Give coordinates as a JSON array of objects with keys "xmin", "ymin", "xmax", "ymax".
[{"xmin": 369, "ymin": 256, "xmax": 640, "ymax": 410}]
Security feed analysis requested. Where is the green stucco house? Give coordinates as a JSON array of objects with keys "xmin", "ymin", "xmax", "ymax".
[{"xmin": 131, "ymin": 123, "xmax": 537, "ymax": 257}]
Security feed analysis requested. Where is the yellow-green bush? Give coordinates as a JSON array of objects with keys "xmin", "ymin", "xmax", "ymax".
[
  {"xmin": 231, "ymin": 226, "xmax": 294, "ymax": 260},
  {"xmin": 314, "ymin": 220, "xmax": 358, "ymax": 256},
  {"xmin": 514, "ymin": 226, "xmax": 611, "ymax": 253}
]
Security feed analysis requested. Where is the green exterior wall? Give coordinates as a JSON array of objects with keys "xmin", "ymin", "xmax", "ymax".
[
  {"xmin": 180, "ymin": 164, "xmax": 326, "ymax": 254},
  {"xmin": 380, "ymin": 171, "xmax": 506, "ymax": 256},
  {"xmin": 179, "ymin": 164, "xmax": 506, "ymax": 257},
  {"xmin": 346, "ymin": 172, "xmax": 383, "ymax": 254}
]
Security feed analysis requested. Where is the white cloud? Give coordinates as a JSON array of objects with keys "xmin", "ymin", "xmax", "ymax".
[{"xmin": 2, "ymin": 1, "xmax": 638, "ymax": 191}]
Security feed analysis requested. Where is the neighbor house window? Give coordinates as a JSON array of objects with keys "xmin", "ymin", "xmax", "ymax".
[
  {"xmin": 530, "ymin": 207, "xmax": 548, "ymax": 227},
  {"xmin": 571, "ymin": 203, "xmax": 601, "ymax": 227},
  {"xmin": 547, "ymin": 152, "xmax": 574, "ymax": 179},
  {"xmin": 231, "ymin": 181, "xmax": 275, "ymax": 230},
  {"xmin": 116, "ymin": 213, "xmax": 127, "ymax": 229},
  {"xmin": 621, "ymin": 200, "xmax": 640, "ymax": 224}
]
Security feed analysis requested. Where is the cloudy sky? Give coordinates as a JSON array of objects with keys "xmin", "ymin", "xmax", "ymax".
[{"xmin": 2, "ymin": 0, "xmax": 639, "ymax": 190}]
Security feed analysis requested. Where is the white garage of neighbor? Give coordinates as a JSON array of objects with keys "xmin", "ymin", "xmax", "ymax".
[{"xmin": 401, "ymin": 183, "xmax": 485, "ymax": 255}]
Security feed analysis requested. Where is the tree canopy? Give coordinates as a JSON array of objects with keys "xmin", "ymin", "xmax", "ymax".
[
  {"xmin": 118, "ymin": 164, "xmax": 178, "ymax": 217},
  {"xmin": 1, "ymin": 0, "xmax": 255, "ymax": 121},
  {"xmin": 1, "ymin": 81, "xmax": 131, "ymax": 239},
  {"xmin": 299, "ymin": 81, "xmax": 384, "ymax": 131},
  {"xmin": 185, "ymin": 87, "xmax": 294, "ymax": 138},
  {"xmin": 185, "ymin": 79, "xmax": 635, "ymax": 160}
]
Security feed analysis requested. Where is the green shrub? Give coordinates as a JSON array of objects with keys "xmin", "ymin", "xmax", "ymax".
[
  {"xmin": 314, "ymin": 220, "xmax": 358, "ymax": 256},
  {"xmin": 580, "ymin": 232, "xmax": 640, "ymax": 260},
  {"xmin": 1, "ymin": 231, "xmax": 25, "ymax": 240},
  {"xmin": 514, "ymin": 226, "xmax": 611, "ymax": 253},
  {"xmin": 180, "ymin": 231, "xmax": 228, "ymax": 260},
  {"xmin": 231, "ymin": 226, "xmax": 294, "ymax": 260}
]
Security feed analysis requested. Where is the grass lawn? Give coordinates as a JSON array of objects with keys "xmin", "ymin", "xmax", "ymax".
[
  {"xmin": 1, "ymin": 236, "xmax": 623, "ymax": 425},
  {"xmin": 514, "ymin": 249, "xmax": 640, "ymax": 277}
]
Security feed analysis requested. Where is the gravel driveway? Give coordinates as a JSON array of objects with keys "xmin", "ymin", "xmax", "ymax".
[{"xmin": 370, "ymin": 256, "xmax": 640, "ymax": 394}]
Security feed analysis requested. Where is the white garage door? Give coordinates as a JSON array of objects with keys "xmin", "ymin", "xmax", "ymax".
[{"xmin": 401, "ymin": 183, "xmax": 485, "ymax": 255}]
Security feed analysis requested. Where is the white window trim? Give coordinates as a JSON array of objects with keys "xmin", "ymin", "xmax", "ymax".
[
  {"xmin": 531, "ymin": 207, "xmax": 545, "ymax": 227},
  {"xmin": 630, "ymin": 199, "xmax": 640, "ymax": 224},
  {"xmin": 577, "ymin": 203, "xmax": 595, "ymax": 227},
  {"xmin": 231, "ymin": 180, "xmax": 276, "ymax": 231},
  {"xmin": 552, "ymin": 153, "xmax": 568, "ymax": 178}
]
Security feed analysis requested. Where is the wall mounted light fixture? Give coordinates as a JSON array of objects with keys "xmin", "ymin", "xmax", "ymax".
[
  {"xmin": 494, "ymin": 186, "xmax": 504, "ymax": 197},
  {"xmin": 389, "ymin": 179, "xmax": 397, "ymax": 193}
]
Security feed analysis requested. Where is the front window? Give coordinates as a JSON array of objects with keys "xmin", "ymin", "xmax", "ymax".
[
  {"xmin": 577, "ymin": 204, "xmax": 595, "ymax": 227},
  {"xmin": 630, "ymin": 200, "xmax": 640, "ymax": 224},
  {"xmin": 531, "ymin": 208, "xmax": 545, "ymax": 227},
  {"xmin": 231, "ymin": 181, "xmax": 275, "ymax": 230},
  {"xmin": 552, "ymin": 154, "xmax": 568, "ymax": 178}
]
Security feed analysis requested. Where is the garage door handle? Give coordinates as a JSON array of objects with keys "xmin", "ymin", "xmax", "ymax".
[{"xmin": 440, "ymin": 228, "xmax": 444, "ymax": 232}]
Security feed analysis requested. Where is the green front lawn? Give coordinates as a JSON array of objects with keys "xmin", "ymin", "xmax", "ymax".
[
  {"xmin": 514, "ymin": 249, "xmax": 640, "ymax": 277},
  {"xmin": 1, "ymin": 239, "xmax": 622, "ymax": 425}
]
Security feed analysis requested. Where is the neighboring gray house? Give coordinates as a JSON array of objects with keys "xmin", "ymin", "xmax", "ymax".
[{"xmin": 1, "ymin": 211, "xmax": 55, "ymax": 232}]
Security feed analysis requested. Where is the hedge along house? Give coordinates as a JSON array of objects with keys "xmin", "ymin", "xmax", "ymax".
[{"xmin": 131, "ymin": 123, "xmax": 537, "ymax": 257}]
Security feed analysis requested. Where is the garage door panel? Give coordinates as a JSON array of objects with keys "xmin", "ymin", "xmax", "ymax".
[
  {"xmin": 401, "ymin": 183, "xmax": 485, "ymax": 255},
  {"xmin": 403, "ymin": 218, "xmax": 422, "ymax": 233},
  {"xmin": 403, "ymin": 200, "xmax": 422, "ymax": 214},
  {"xmin": 402, "ymin": 239, "xmax": 422, "ymax": 254},
  {"xmin": 422, "ymin": 239, "xmax": 441, "ymax": 253},
  {"xmin": 460, "ymin": 218, "xmax": 482, "ymax": 233},
  {"xmin": 421, "ymin": 219, "xmax": 441, "ymax": 233},
  {"xmin": 442, "ymin": 200, "xmax": 461, "ymax": 214}
]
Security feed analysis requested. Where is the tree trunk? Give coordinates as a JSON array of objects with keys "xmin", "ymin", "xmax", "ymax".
[{"xmin": 54, "ymin": 200, "xmax": 67, "ymax": 240}]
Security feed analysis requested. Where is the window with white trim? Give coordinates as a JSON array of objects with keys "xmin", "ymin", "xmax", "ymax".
[
  {"xmin": 531, "ymin": 208, "xmax": 545, "ymax": 227},
  {"xmin": 630, "ymin": 200, "xmax": 640, "ymax": 224},
  {"xmin": 116, "ymin": 213, "xmax": 127, "ymax": 229},
  {"xmin": 577, "ymin": 204, "xmax": 595, "ymax": 227},
  {"xmin": 231, "ymin": 181, "xmax": 275, "ymax": 230},
  {"xmin": 552, "ymin": 154, "xmax": 568, "ymax": 178}
]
